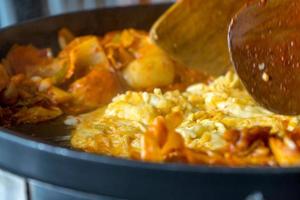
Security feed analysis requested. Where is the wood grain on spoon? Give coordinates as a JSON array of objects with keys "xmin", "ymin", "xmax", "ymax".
[
  {"xmin": 150, "ymin": 0, "xmax": 246, "ymax": 76},
  {"xmin": 229, "ymin": 0, "xmax": 300, "ymax": 115}
]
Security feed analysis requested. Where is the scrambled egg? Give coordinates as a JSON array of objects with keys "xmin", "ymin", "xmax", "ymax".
[{"xmin": 71, "ymin": 71, "xmax": 300, "ymax": 157}]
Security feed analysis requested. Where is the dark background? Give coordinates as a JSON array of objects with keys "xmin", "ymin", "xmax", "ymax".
[{"xmin": 0, "ymin": 0, "xmax": 173, "ymax": 27}]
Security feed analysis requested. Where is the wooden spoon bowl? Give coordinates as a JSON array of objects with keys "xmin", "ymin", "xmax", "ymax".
[{"xmin": 229, "ymin": 0, "xmax": 300, "ymax": 115}]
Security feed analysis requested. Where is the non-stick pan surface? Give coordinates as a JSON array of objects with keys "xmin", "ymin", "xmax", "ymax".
[{"xmin": 0, "ymin": 4, "xmax": 300, "ymax": 200}]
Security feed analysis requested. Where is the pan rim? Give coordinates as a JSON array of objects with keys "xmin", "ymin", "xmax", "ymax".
[
  {"xmin": 0, "ymin": 2, "xmax": 171, "ymax": 33},
  {"xmin": 1, "ymin": 126, "xmax": 300, "ymax": 175}
]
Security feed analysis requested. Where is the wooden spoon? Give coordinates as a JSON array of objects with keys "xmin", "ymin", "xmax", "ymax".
[
  {"xmin": 229, "ymin": 0, "xmax": 300, "ymax": 115},
  {"xmin": 150, "ymin": 0, "xmax": 246, "ymax": 76}
]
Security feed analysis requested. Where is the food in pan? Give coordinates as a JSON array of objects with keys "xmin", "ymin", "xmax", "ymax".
[
  {"xmin": 72, "ymin": 70, "xmax": 300, "ymax": 167},
  {"xmin": 0, "ymin": 29, "xmax": 206, "ymax": 124},
  {"xmin": 1, "ymin": 28, "xmax": 300, "ymax": 167}
]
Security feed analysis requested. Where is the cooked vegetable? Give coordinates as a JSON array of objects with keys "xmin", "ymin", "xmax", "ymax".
[
  {"xmin": 269, "ymin": 129, "xmax": 300, "ymax": 166},
  {"xmin": 102, "ymin": 29, "xmax": 148, "ymax": 70},
  {"xmin": 1, "ymin": 29, "xmax": 202, "ymax": 126},
  {"xmin": 58, "ymin": 28, "xmax": 75, "ymax": 49},
  {"xmin": 59, "ymin": 36, "xmax": 110, "ymax": 81},
  {"xmin": 47, "ymin": 86, "xmax": 73, "ymax": 105},
  {"xmin": 68, "ymin": 68, "xmax": 121, "ymax": 113},
  {"xmin": 270, "ymin": 138, "xmax": 300, "ymax": 166},
  {"xmin": 5, "ymin": 45, "xmax": 53, "ymax": 77},
  {"xmin": 14, "ymin": 106, "xmax": 62, "ymax": 124},
  {"xmin": 0, "ymin": 64, "xmax": 10, "ymax": 92},
  {"xmin": 123, "ymin": 44, "xmax": 175, "ymax": 89},
  {"xmin": 1, "ymin": 74, "xmax": 25, "ymax": 105},
  {"xmin": 4, "ymin": 45, "xmax": 69, "ymax": 87}
]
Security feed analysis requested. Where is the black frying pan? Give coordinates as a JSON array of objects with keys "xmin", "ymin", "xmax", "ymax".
[{"xmin": 0, "ymin": 3, "xmax": 300, "ymax": 200}]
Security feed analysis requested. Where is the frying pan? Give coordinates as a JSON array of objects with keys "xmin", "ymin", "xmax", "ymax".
[{"xmin": 0, "ymin": 3, "xmax": 300, "ymax": 200}]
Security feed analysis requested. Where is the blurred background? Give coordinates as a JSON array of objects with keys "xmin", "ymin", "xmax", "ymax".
[{"xmin": 0, "ymin": 0, "xmax": 173, "ymax": 28}]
